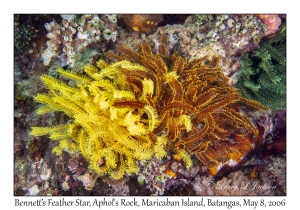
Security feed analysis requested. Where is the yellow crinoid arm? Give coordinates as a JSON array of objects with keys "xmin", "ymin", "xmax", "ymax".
[
  {"xmin": 97, "ymin": 65, "xmax": 122, "ymax": 79},
  {"xmin": 133, "ymin": 148, "xmax": 154, "ymax": 160},
  {"xmin": 107, "ymin": 122, "xmax": 149, "ymax": 152},
  {"xmin": 154, "ymin": 135, "xmax": 168, "ymax": 159},
  {"xmin": 84, "ymin": 64, "xmax": 100, "ymax": 80},
  {"xmin": 175, "ymin": 149, "xmax": 192, "ymax": 169},
  {"xmin": 35, "ymin": 104, "xmax": 58, "ymax": 115},
  {"xmin": 108, "ymin": 154, "xmax": 126, "ymax": 180},
  {"xmin": 178, "ymin": 114, "xmax": 193, "ymax": 132},
  {"xmin": 163, "ymin": 71, "xmax": 179, "ymax": 83},
  {"xmin": 112, "ymin": 60, "xmax": 148, "ymax": 72},
  {"xmin": 140, "ymin": 78, "xmax": 154, "ymax": 102},
  {"xmin": 57, "ymin": 68, "xmax": 92, "ymax": 86},
  {"xmin": 113, "ymin": 90, "xmax": 136, "ymax": 100},
  {"xmin": 144, "ymin": 105, "xmax": 160, "ymax": 132},
  {"xmin": 96, "ymin": 60, "xmax": 109, "ymax": 69},
  {"xmin": 124, "ymin": 111, "xmax": 147, "ymax": 135},
  {"xmin": 89, "ymin": 80, "xmax": 116, "ymax": 94},
  {"xmin": 52, "ymin": 94, "xmax": 86, "ymax": 117},
  {"xmin": 30, "ymin": 124, "xmax": 70, "ymax": 137},
  {"xmin": 52, "ymin": 139, "xmax": 79, "ymax": 155},
  {"xmin": 39, "ymin": 74, "xmax": 78, "ymax": 94},
  {"xmin": 125, "ymin": 155, "xmax": 139, "ymax": 174},
  {"xmin": 34, "ymin": 94, "xmax": 70, "ymax": 115}
]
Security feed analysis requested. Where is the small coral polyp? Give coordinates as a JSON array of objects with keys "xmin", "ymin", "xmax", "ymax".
[{"xmin": 31, "ymin": 38, "xmax": 266, "ymax": 179}]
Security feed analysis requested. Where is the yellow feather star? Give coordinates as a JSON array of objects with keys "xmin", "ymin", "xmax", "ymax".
[{"xmin": 31, "ymin": 60, "xmax": 165, "ymax": 180}]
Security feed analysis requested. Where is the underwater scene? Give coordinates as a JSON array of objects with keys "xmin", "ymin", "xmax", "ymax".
[{"xmin": 14, "ymin": 14, "xmax": 286, "ymax": 196}]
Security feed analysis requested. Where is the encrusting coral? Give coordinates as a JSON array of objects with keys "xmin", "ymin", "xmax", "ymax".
[
  {"xmin": 31, "ymin": 36, "xmax": 267, "ymax": 180},
  {"xmin": 257, "ymin": 14, "xmax": 281, "ymax": 37},
  {"xmin": 42, "ymin": 14, "xmax": 118, "ymax": 67}
]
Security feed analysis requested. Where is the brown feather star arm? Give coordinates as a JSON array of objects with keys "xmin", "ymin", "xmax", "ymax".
[
  {"xmin": 116, "ymin": 45, "xmax": 142, "ymax": 64},
  {"xmin": 163, "ymin": 71, "xmax": 184, "ymax": 111},
  {"xmin": 171, "ymin": 56, "xmax": 186, "ymax": 75},
  {"xmin": 180, "ymin": 117, "xmax": 217, "ymax": 146},
  {"xmin": 238, "ymin": 97, "xmax": 269, "ymax": 111},
  {"xmin": 140, "ymin": 42, "xmax": 169, "ymax": 76},
  {"xmin": 140, "ymin": 53, "xmax": 157, "ymax": 73},
  {"xmin": 157, "ymin": 35, "xmax": 172, "ymax": 65},
  {"xmin": 153, "ymin": 111, "xmax": 170, "ymax": 135},
  {"xmin": 196, "ymin": 145, "xmax": 227, "ymax": 167},
  {"xmin": 184, "ymin": 80, "xmax": 208, "ymax": 98},
  {"xmin": 104, "ymin": 50, "xmax": 125, "ymax": 62},
  {"xmin": 166, "ymin": 117, "xmax": 179, "ymax": 142},
  {"xmin": 221, "ymin": 107, "xmax": 259, "ymax": 136},
  {"xmin": 159, "ymin": 101, "xmax": 197, "ymax": 118},
  {"xmin": 121, "ymin": 69, "xmax": 160, "ymax": 99},
  {"xmin": 183, "ymin": 56, "xmax": 209, "ymax": 70},
  {"xmin": 140, "ymin": 42, "xmax": 153, "ymax": 55},
  {"xmin": 194, "ymin": 94, "xmax": 241, "ymax": 122},
  {"xmin": 125, "ymin": 75, "xmax": 144, "ymax": 95},
  {"xmin": 192, "ymin": 88, "xmax": 218, "ymax": 109},
  {"xmin": 158, "ymin": 35, "xmax": 168, "ymax": 57}
]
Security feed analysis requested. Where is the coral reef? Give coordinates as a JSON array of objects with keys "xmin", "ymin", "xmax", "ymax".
[
  {"xmin": 14, "ymin": 14, "xmax": 286, "ymax": 196},
  {"xmin": 257, "ymin": 15, "xmax": 282, "ymax": 37},
  {"xmin": 14, "ymin": 14, "xmax": 39, "ymax": 53},
  {"xmin": 28, "ymin": 137, "xmax": 50, "ymax": 161},
  {"xmin": 192, "ymin": 170, "xmax": 276, "ymax": 196},
  {"xmin": 14, "ymin": 157, "xmax": 54, "ymax": 196},
  {"xmin": 137, "ymin": 157, "xmax": 170, "ymax": 195},
  {"xmin": 101, "ymin": 176, "xmax": 130, "ymax": 196},
  {"xmin": 41, "ymin": 14, "xmax": 118, "ymax": 67},
  {"xmin": 263, "ymin": 156, "xmax": 286, "ymax": 195},
  {"xmin": 77, "ymin": 170, "xmax": 100, "ymax": 191},
  {"xmin": 14, "ymin": 14, "xmax": 62, "ymax": 75},
  {"xmin": 190, "ymin": 14, "xmax": 266, "ymax": 56},
  {"xmin": 170, "ymin": 160, "xmax": 200, "ymax": 178},
  {"xmin": 261, "ymin": 110, "xmax": 286, "ymax": 157},
  {"xmin": 192, "ymin": 175, "xmax": 215, "ymax": 195},
  {"xmin": 115, "ymin": 14, "xmax": 268, "ymax": 78},
  {"xmin": 235, "ymin": 23, "xmax": 286, "ymax": 110}
]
